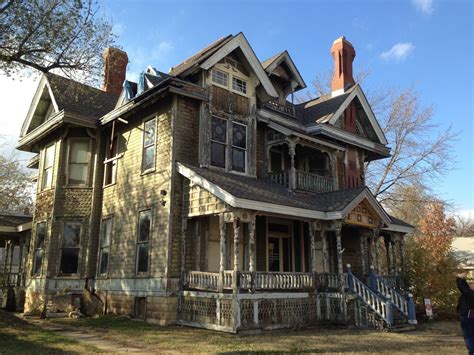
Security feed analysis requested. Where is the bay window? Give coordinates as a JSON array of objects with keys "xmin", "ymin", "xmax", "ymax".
[
  {"xmin": 68, "ymin": 139, "xmax": 90, "ymax": 186},
  {"xmin": 41, "ymin": 144, "xmax": 55, "ymax": 190},
  {"xmin": 60, "ymin": 222, "xmax": 81, "ymax": 274}
]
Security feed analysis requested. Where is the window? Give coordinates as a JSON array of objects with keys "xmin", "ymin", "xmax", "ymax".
[
  {"xmin": 231, "ymin": 122, "xmax": 247, "ymax": 172},
  {"xmin": 104, "ymin": 135, "xmax": 118, "ymax": 186},
  {"xmin": 142, "ymin": 118, "xmax": 156, "ymax": 172},
  {"xmin": 232, "ymin": 77, "xmax": 247, "ymax": 95},
  {"xmin": 211, "ymin": 69, "xmax": 228, "ymax": 87},
  {"xmin": 136, "ymin": 210, "xmax": 151, "ymax": 273},
  {"xmin": 210, "ymin": 117, "xmax": 227, "ymax": 168},
  {"xmin": 41, "ymin": 144, "xmax": 55, "ymax": 190},
  {"xmin": 32, "ymin": 222, "xmax": 46, "ymax": 275},
  {"xmin": 98, "ymin": 218, "xmax": 112, "ymax": 275},
  {"xmin": 60, "ymin": 222, "xmax": 81, "ymax": 274},
  {"xmin": 68, "ymin": 139, "xmax": 90, "ymax": 185}
]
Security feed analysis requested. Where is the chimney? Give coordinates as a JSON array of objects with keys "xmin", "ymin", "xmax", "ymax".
[
  {"xmin": 330, "ymin": 36, "xmax": 356, "ymax": 96},
  {"xmin": 102, "ymin": 47, "xmax": 128, "ymax": 95}
]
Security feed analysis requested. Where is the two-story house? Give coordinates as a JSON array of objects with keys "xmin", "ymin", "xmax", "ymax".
[{"xmin": 17, "ymin": 33, "xmax": 415, "ymax": 332}]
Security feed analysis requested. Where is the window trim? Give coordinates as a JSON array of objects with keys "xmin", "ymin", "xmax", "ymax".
[
  {"xmin": 141, "ymin": 117, "xmax": 157, "ymax": 174},
  {"xmin": 211, "ymin": 69, "xmax": 229, "ymax": 89},
  {"xmin": 41, "ymin": 143, "xmax": 55, "ymax": 191},
  {"xmin": 210, "ymin": 68, "xmax": 249, "ymax": 97},
  {"xmin": 97, "ymin": 216, "xmax": 113, "ymax": 277},
  {"xmin": 66, "ymin": 138, "xmax": 91, "ymax": 187},
  {"xmin": 58, "ymin": 221, "xmax": 82, "ymax": 276},
  {"xmin": 231, "ymin": 75, "xmax": 248, "ymax": 96},
  {"xmin": 135, "ymin": 208, "xmax": 152, "ymax": 275},
  {"xmin": 104, "ymin": 135, "xmax": 119, "ymax": 187},
  {"xmin": 210, "ymin": 116, "xmax": 228, "ymax": 169},
  {"xmin": 32, "ymin": 221, "xmax": 47, "ymax": 277},
  {"xmin": 231, "ymin": 121, "xmax": 247, "ymax": 173}
]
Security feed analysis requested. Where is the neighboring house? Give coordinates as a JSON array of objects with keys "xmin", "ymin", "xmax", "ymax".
[
  {"xmin": 17, "ymin": 34, "xmax": 415, "ymax": 332},
  {"xmin": 452, "ymin": 237, "xmax": 474, "ymax": 279},
  {"xmin": 0, "ymin": 211, "xmax": 32, "ymax": 311}
]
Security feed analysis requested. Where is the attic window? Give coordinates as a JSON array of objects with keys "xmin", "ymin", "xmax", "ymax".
[
  {"xmin": 232, "ymin": 77, "xmax": 247, "ymax": 95},
  {"xmin": 212, "ymin": 69, "xmax": 228, "ymax": 87}
]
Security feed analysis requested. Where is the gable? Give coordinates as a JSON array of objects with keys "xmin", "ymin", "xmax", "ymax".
[
  {"xmin": 200, "ymin": 33, "xmax": 278, "ymax": 98},
  {"xmin": 20, "ymin": 76, "xmax": 58, "ymax": 137},
  {"xmin": 344, "ymin": 199, "xmax": 381, "ymax": 228},
  {"xmin": 262, "ymin": 51, "xmax": 306, "ymax": 92}
]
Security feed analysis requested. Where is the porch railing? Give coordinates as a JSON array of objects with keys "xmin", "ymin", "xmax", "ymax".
[
  {"xmin": 318, "ymin": 273, "xmax": 348, "ymax": 289},
  {"xmin": 295, "ymin": 170, "xmax": 334, "ymax": 193},
  {"xmin": 261, "ymin": 100, "xmax": 296, "ymax": 117},
  {"xmin": 241, "ymin": 272, "xmax": 314, "ymax": 291},
  {"xmin": 379, "ymin": 275, "xmax": 400, "ymax": 289},
  {"xmin": 184, "ymin": 271, "xmax": 220, "ymax": 291},
  {"xmin": 267, "ymin": 171, "xmax": 289, "ymax": 187}
]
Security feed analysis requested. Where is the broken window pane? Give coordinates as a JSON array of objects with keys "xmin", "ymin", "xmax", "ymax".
[{"xmin": 232, "ymin": 77, "xmax": 247, "ymax": 94}]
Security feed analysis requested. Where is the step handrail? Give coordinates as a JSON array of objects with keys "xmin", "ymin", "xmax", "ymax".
[
  {"xmin": 374, "ymin": 275, "xmax": 408, "ymax": 317},
  {"xmin": 347, "ymin": 265, "xmax": 393, "ymax": 326}
]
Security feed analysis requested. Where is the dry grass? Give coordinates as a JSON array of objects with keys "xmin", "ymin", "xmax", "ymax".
[
  {"xmin": 48, "ymin": 316, "xmax": 467, "ymax": 354},
  {"xmin": 0, "ymin": 311, "xmax": 99, "ymax": 354}
]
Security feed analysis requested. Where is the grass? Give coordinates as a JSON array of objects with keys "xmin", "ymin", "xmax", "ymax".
[
  {"xmin": 48, "ymin": 315, "xmax": 467, "ymax": 354},
  {"xmin": 0, "ymin": 311, "xmax": 99, "ymax": 354}
]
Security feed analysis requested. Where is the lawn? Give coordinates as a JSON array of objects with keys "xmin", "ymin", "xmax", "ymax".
[
  {"xmin": 0, "ymin": 311, "xmax": 99, "ymax": 354},
  {"xmin": 47, "ymin": 316, "xmax": 467, "ymax": 354}
]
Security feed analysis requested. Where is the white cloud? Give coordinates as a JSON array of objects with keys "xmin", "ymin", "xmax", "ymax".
[
  {"xmin": 411, "ymin": 0, "xmax": 434, "ymax": 15},
  {"xmin": 380, "ymin": 42, "xmax": 415, "ymax": 62}
]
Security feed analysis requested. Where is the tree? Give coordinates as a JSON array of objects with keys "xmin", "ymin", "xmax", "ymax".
[
  {"xmin": 0, "ymin": 152, "xmax": 34, "ymax": 212},
  {"xmin": 0, "ymin": 0, "xmax": 114, "ymax": 82},
  {"xmin": 404, "ymin": 202, "xmax": 459, "ymax": 312},
  {"xmin": 305, "ymin": 73, "xmax": 457, "ymax": 204}
]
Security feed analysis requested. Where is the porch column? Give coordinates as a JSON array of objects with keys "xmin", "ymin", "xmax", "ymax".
[
  {"xmin": 398, "ymin": 234, "xmax": 406, "ymax": 274},
  {"xmin": 17, "ymin": 237, "xmax": 24, "ymax": 286},
  {"xmin": 335, "ymin": 221, "xmax": 343, "ymax": 274},
  {"xmin": 384, "ymin": 236, "xmax": 392, "ymax": 275},
  {"xmin": 248, "ymin": 215, "xmax": 256, "ymax": 273},
  {"xmin": 219, "ymin": 214, "xmax": 227, "ymax": 272},
  {"xmin": 309, "ymin": 221, "xmax": 317, "ymax": 272},
  {"xmin": 360, "ymin": 234, "xmax": 367, "ymax": 275},
  {"xmin": 321, "ymin": 229, "xmax": 329, "ymax": 273},
  {"xmin": 232, "ymin": 217, "xmax": 240, "ymax": 294},
  {"xmin": 390, "ymin": 237, "xmax": 397, "ymax": 275},
  {"xmin": 180, "ymin": 218, "xmax": 188, "ymax": 274},
  {"xmin": 195, "ymin": 219, "xmax": 201, "ymax": 271},
  {"xmin": 373, "ymin": 228, "xmax": 380, "ymax": 274},
  {"xmin": 288, "ymin": 140, "xmax": 296, "ymax": 190}
]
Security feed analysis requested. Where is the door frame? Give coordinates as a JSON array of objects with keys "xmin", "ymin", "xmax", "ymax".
[{"xmin": 265, "ymin": 217, "xmax": 295, "ymax": 272}]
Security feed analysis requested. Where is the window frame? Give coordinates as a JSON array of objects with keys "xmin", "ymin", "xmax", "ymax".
[
  {"xmin": 32, "ymin": 221, "xmax": 47, "ymax": 276},
  {"xmin": 231, "ymin": 75, "xmax": 247, "ymax": 95},
  {"xmin": 41, "ymin": 143, "xmax": 55, "ymax": 191},
  {"xmin": 210, "ymin": 116, "xmax": 228, "ymax": 169},
  {"xmin": 135, "ymin": 209, "xmax": 152, "ymax": 275},
  {"xmin": 141, "ymin": 117, "xmax": 157, "ymax": 174},
  {"xmin": 58, "ymin": 221, "xmax": 82, "ymax": 276},
  {"xmin": 230, "ymin": 121, "xmax": 247, "ymax": 173},
  {"xmin": 97, "ymin": 217, "xmax": 113, "ymax": 277},
  {"xmin": 104, "ymin": 134, "xmax": 119, "ymax": 187},
  {"xmin": 66, "ymin": 138, "xmax": 91, "ymax": 187},
  {"xmin": 211, "ymin": 69, "xmax": 229, "ymax": 88}
]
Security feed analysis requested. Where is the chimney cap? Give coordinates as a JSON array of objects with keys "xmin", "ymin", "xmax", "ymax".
[{"xmin": 332, "ymin": 36, "xmax": 354, "ymax": 48}]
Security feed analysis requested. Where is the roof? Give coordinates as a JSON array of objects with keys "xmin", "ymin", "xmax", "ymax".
[
  {"xmin": 169, "ymin": 35, "xmax": 233, "ymax": 76},
  {"xmin": 0, "ymin": 212, "xmax": 32, "ymax": 228},
  {"xmin": 295, "ymin": 88, "xmax": 354, "ymax": 126},
  {"xmin": 45, "ymin": 73, "xmax": 119, "ymax": 118},
  {"xmin": 388, "ymin": 215, "xmax": 414, "ymax": 228},
  {"xmin": 178, "ymin": 162, "xmax": 364, "ymax": 212},
  {"xmin": 261, "ymin": 51, "xmax": 285, "ymax": 70}
]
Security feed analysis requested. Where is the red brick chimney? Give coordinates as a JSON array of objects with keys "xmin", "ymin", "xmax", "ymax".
[
  {"xmin": 102, "ymin": 47, "xmax": 128, "ymax": 95},
  {"xmin": 331, "ymin": 36, "xmax": 356, "ymax": 96}
]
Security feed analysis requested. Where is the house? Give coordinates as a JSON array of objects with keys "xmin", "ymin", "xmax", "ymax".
[
  {"xmin": 0, "ymin": 211, "xmax": 32, "ymax": 311},
  {"xmin": 17, "ymin": 33, "xmax": 415, "ymax": 332}
]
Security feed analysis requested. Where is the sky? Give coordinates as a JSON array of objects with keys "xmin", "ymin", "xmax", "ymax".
[{"xmin": 0, "ymin": 0, "xmax": 472, "ymax": 214}]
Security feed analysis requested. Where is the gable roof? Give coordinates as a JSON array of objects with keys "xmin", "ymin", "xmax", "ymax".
[
  {"xmin": 295, "ymin": 84, "xmax": 388, "ymax": 145},
  {"xmin": 177, "ymin": 162, "xmax": 392, "ymax": 225},
  {"xmin": 261, "ymin": 50, "xmax": 306, "ymax": 91}
]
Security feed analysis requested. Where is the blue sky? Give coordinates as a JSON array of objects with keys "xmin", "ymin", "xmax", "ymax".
[
  {"xmin": 1, "ymin": 0, "xmax": 472, "ymax": 213},
  {"xmin": 102, "ymin": 0, "xmax": 473, "ymax": 212}
]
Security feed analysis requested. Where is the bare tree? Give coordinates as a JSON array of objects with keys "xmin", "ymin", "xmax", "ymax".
[
  {"xmin": 304, "ymin": 73, "xmax": 457, "ymax": 204},
  {"xmin": 454, "ymin": 214, "xmax": 474, "ymax": 238},
  {"xmin": 0, "ymin": 0, "xmax": 114, "ymax": 83}
]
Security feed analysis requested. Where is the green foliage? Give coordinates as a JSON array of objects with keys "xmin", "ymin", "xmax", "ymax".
[{"xmin": 0, "ymin": 0, "xmax": 114, "ymax": 84}]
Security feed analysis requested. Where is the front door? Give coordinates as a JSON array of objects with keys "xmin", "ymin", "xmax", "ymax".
[{"xmin": 267, "ymin": 219, "xmax": 293, "ymax": 272}]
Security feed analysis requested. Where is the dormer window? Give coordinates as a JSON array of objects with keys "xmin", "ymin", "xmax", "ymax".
[{"xmin": 211, "ymin": 69, "xmax": 228, "ymax": 87}]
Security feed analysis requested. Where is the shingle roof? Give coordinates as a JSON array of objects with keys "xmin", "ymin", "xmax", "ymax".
[
  {"xmin": 389, "ymin": 215, "xmax": 414, "ymax": 228},
  {"xmin": 169, "ymin": 35, "xmax": 234, "ymax": 77},
  {"xmin": 0, "ymin": 213, "xmax": 32, "ymax": 227},
  {"xmin": 295, "ymin": 88, "xmax": 353, "ymax": 126},
  {"xmin": 180, "ymin": 163, "xmax": 365, "ymax": 213},
  {"xmin": 45, "ymin": 73, "xmax": 119, "ymax": 118}
]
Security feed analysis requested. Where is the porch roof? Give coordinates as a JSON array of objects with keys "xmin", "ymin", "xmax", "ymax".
[
  {"xmin": 177, "ymin": 163, "xmax": 394, "ymax": 224},
  {"xmin": 0, "ymin": 212, "xmax": 32, "ymax": 234}
]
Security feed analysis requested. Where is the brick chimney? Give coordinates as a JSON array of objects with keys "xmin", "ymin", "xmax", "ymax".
[
  {"xmin": 331, "ymin": 36, "xmax": 356, "ymax": 96},
  {"xmin": 102, "ymin": 47, "xmax": 128, "ymax": 95}
]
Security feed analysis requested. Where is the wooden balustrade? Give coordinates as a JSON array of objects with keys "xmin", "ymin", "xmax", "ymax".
[
  {"xmin": 295, "ymin": 170, "xmax": 334, "ymax": 193},
  {"xmin": 379, "ymin": 275, "xmax": 399, "ymax": 289},
  {"xmin": 376, "ymin": 277, "xmax": 408, "ymax": 317},
  {"xmin": 267, "ymin": 171, "xmax": 289, "ymax": 187},
  {"xmin": 318, "ymin": 273, "xmax": 347, "ymax": 289},
  {"xmin": 261, "ymin": 100, "xmax": 296, "ymax": 117},
  {"xmin": 184, "ymin": 271, "xmax": 220, "ymax": 291}
]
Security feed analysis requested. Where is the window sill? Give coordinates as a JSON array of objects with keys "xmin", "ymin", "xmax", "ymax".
[
  {"xmin": 103, "ymin": 182, "xmax": 117, "ymax": 189},
  {"xmin": 140, "ymin": 168, "xmax": 156, "ymax": 176},
  {"xmin": 63, "ymin": 186, "xmax": 93, "ymax": 189}
]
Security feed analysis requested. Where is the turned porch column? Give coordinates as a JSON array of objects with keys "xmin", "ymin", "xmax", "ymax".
[
  {"xmin": 288, "ymin": 140, "xmax": 296, "ymax": 190},
  {"xmin": 335, "ymin": 221, "xmax": 343, "ymax": 274},
  {"xmin": 321, "ymin": 229, "xmax": 329, "ymax": 273},
  {"xmin": 398, "ymin": 235, "xmax": 405, "ymax": 275},
  {"xmin": 17, "ymin": 237, "xmax": 24, "ymax": 286},
  {"xmin": 180, "ymin": 218, "xmax": 188, "ymax": 274},
  {"xmin": 219, "ymin": 214, "xmax": 227, "ymax": 272},
  {"xmin": 248, "ymin": 215, "xmax": 256, "ymax": 273},
  {"xmin": 384, "ymin": 236, "xmax": 392, "ymax": 275},
  {"xmin": 373, "ymin": 228, "xmax": 380, "ymax": 274},
  {"xmin": 360, "ymin": 234, "xmax": 367, "ymax": 275},
  {"xmin": 309, "ymin": 221, "xmax": 317, "ymax": 272},
  {"xmin": 232, "ymin": 217, "xmax": 240, "ymax": 294},
  {"xmin": 391, "ymin": 237, "xmax": 397, "ymax": 275},
  {"xmin": 195, "ymin": 219, "xmax": 201, "ymax": 271}
]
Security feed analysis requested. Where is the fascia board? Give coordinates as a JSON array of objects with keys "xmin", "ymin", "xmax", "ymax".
[
  {"xmin": 382, "ymin": 224, "xmax": 414, "ymax": 234},
  {"xmin": 266, "ymin": 52, "xmax": 306, "ymax": 89},
  {"xmin": 20, "ymin": 75, "xmax": 47, "ymax": 137},
  {"xmin": 0, "ymin": 226, "xmax": 16, "ymax": 233},
  {"xmin": 339, "ymin": 188, "xmax": 391, "ymax": 225},
  {"xmin": 16, "ymin": 111, "xmax": 65, "ymax": 150},
  {"xmin": 17, "ymin": 222, "xmax": 32, "ymax": 232},
  {"xmin": 200, "ymin": 34, "xmax": 278, "ymax": 98}
]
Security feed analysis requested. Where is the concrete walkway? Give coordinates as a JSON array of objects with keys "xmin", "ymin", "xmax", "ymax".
[{"xmin": 21, "ymin": 316, "xmax": 156, "ymax": 354}]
